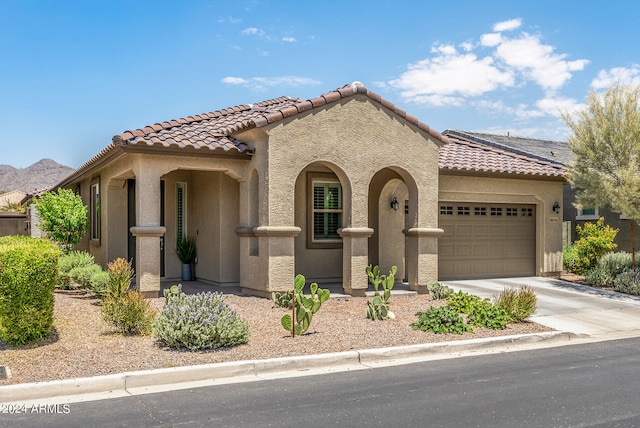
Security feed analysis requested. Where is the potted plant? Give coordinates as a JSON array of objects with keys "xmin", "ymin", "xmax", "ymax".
[{"xmin": 176, "ymin": 236, "xmax": 196, "ymax": 281}]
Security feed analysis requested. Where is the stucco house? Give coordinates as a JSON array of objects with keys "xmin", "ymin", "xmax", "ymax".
[{"xmin": 56, "ymin": 82, "xmax": 565, "ymax": 297}]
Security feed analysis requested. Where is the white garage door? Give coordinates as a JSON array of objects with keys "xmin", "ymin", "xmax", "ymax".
[{"xmin": 438, "ymin": 203, "xmax": 536, "ymax": 280}]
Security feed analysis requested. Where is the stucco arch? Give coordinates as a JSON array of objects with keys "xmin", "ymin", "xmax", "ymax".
[{"xmin": 293, "ymin": 160, "xmax": 352, "ymax": 284}]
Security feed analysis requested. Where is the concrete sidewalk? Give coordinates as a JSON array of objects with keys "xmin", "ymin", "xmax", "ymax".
[{"xmin": 3, "ymin": 277, "xmax": 640, "ymax": 406}]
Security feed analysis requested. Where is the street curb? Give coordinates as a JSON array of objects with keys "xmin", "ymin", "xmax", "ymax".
[{"xmin": 0, "ymin": 331, "xmax": 579, "ymax": 403}]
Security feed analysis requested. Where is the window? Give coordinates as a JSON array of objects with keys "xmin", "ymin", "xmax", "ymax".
[
  {"xmin": 490, "ymin": 207, "xmax": 502, "ymax": 216},
  {"xmin": 90, "ymin": 179, "xmax": 100, "ymax": 242},
  {"xmin": 440, "ymin": 206, "xmax": 453, "ymax": 215},
  {"xmin": 521, "ymin": 207, "xmax": 533, "ymax": 217},
  {"xmin": 577, "ymin": 207, "xmax": 599, "ymax": 220},
  {"xmin": 457, "ymin": 206, "xmax": 470, "ymax": 216},
  {"xmin": 307, "ymin": 174, "xmax": 342, "ymax": 248},
  {"xmin": 313, "ymin": 182, "xmax": 342, "ymax": 240},
  {"xmin": 506, "ymin": 207, "xmax": 518, "ymax": 216},
  {"xmin": 474, "ymin": 207, "xmax": 487, "ymax": 216},
  {"xmin": 176, "ymin": 182, "xmax": 187, "ymax": 239}
]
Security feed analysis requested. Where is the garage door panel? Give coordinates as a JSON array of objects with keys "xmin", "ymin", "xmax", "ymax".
[
  {"xmin": 472, "ymin": 225, "xmax": 489, "ymax": 236},
  {"xmin": 457, "ymin": 244, "xmax": 472, "ymax": 256},
  {"xmin": 455, "ymin": 225, "xmax": 471, "ymax": 236},
  {"xmin": 439, "ymin": 203, "xmax": 535, "ymax": 280}
]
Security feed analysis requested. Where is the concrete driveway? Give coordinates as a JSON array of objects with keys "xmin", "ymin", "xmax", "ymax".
[{"xmin": 441, "ymin": 277, "xmax": 640, "ymax": 337}]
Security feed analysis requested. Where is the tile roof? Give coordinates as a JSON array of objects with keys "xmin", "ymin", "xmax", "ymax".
[
  {"xmin": 66, "ymin": 82, "xmax": 448, "ymax": 180},
  {"xmin": 439, "ymin": 137, "xmax": 566, "ymax": 178},
  {"xmin": 443, "ymin": 130, "xmax": 572, "ymax": 166}
]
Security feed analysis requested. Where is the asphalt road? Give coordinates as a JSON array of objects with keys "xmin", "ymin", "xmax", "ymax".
[{"xmin": 5, "ymin": 337, "xmax": 640, "ymax": 428}]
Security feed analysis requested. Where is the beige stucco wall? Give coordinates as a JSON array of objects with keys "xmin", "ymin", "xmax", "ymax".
[
  {"xmin": 237, "ymin": 95, "xmax": 443, "ymax": 293},
  {"xmin": 439, "ymin": 173, "xmax": 565, "ymax": 276}
]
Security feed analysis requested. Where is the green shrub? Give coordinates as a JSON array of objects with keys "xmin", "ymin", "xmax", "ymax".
[
  {"xmin": 562, "ymin": 244, "xmax": 580, "ymax": 274},
  {"xmin": 101, "ymin": 291, "xmax": 156, "ymax": 335},
  {"xmin": 446, "ymin": 290, "xmax": 488, "ymax": 314},
  {"xmin": 493, "ymin": 285, "xmax": 537, "ymax": 322},
  {"xmin": 467, "ymin": 301, "xmax": 512, "ymax": 329},
  {"xmin": 106, "ymin": 258, "xmax": 134, "ymax": 300},
  {"xmin": 427, "ymin": 282, "xmax": 453, "ymax": 300},
  {"xmin": 0, "ymin": 236, "xmax": 61, "ymax": 345},
  {"xmin": 563, "ymin": 218, "xmax": 618, "ymax": 274},
  {"xmin": 613, "ymin": 268, "xmax": 640, "ymax": 296},
  {"xmin": 90, "ymin": 271, "xmax": 110, "ymax": 298},
  {"xmin": 585, "ymin": 252, "xmax": 638, "ymax": 287},
  {"xmin": 58, "ymin": 250, "xmax": 95, "ymax": 288},
  {"xmin": 153, "ymin": 291, "xmax": 249, "ymax": 350},
  {"xmin": 33, "ymin": 188, "xmax": 88, "ymax": 252},
  {"xmin": 69, "ymin": 264, "xmax": 104, "ymax": 288},
  {"xmin": 411, "ymin": 306, "xmax": 473, "ymax": 334}
]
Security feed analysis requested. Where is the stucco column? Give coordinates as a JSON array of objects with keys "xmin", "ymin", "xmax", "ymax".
[
  {"xmin": 131, "ymin": 172, "xmax": 164, "ymax": 298},
  {"xmin": 404, "ymin": 227, "xmax": 444, "ymax": 293},
  {"xmin": 236, "ymin": 226, "xmax": 300, "ymax": 296},
  {"xmin": 130, "ymin": 226, "xmax": 166, "ymax": 298},
  {"xmin": 339, "ymin": 227, "xmax": 374, "ymax": 296}
]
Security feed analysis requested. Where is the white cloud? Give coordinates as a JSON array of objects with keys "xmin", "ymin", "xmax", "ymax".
[
  {"xmin": 494, "ymin": 32, "xmax": 589, "ymax": 91},
  {"xmin": 591, "ymin": 65, "xmax": 640, "ymax": 89},
  {"xmin": 389, "ymin": 44, "xmax": 514, "ymax": 105},
  {"xmin": 282, "ymin": 37, "xmax": 296, "ymax": 43},
  {"xmin": 535, "ymin": 96, "xmax": 584, "ymax": 117},
  {"xmin": 221, "ymin": 76, "xmax": 322, "ymax": 91},
  {"xmin": 493, "ymin": 18, "xmax": 522, "ymax": 32},
  {"xmin": 241, "ymin": 27, "xmax": 265, "ymax": 37},
  {"xmin": 221, "ymin": 77, "xmax": 248, "ymax": 85},
  {"xmin": 480, "ymin": 33, "xmax": 502, "ymax": 47},
  {"xmin": 388, "ymin": 17, "xmax": 589, "ymax": 124}
]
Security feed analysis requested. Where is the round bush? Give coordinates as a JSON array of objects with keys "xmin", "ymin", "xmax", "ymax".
[
  {"xmin": 613, "ymin": 268, "xmax": 640, "ymax": 296},
  {"xmin": 154, "ymin": 291, "xmax": 250, "ymax": 350},
  {"xmin": 0, "ymin": 236, "xmax": 61, "ymax": 345},
  {"xmin": 90, "ymin": 270, "xmax": 110, "ymax": 298}
]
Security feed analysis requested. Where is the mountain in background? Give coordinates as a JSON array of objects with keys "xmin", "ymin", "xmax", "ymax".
[{"xmin": 0, "ymin": 159, "xmax": 74, "ymax": 193}]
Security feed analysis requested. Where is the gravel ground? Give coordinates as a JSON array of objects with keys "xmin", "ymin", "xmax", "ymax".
[{"xmin": 0, "ymin": 289, "xmax": 552, "ymax": 386}]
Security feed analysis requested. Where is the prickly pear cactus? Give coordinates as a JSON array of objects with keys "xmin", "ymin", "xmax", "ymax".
[
  {"xmin": 280, "ymin": 274, "xmax": 330, "ymax": 336},
  {"xmin": 163, "ymin": 283, "xmax": 183, "ymax": 304},
  {"xmin": 365, "ymin": 265, "xmax": 398, "ymax": 321},
  {"xmin": 272, "ymin": 290, "xmax": 293, "ymax": 309},
  {"xmin": 366, "ymin": 265, "xmax": 397, "ymax": 304}
]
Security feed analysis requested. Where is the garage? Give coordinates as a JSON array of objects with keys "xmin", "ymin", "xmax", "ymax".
[{"xmin": 438, "ymin": 203, "xmax": 536, "ymax": 280}]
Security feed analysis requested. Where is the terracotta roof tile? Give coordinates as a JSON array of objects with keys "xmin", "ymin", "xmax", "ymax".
[
  {"xmin": 74, "ymin": 82, "xmax": 452, "ymax": 179},
  {"xmin": 439, "ymin": 137, "xmax": 566, "ymax": 178}
]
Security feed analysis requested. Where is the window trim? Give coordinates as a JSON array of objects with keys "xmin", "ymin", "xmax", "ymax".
[
  {"xmin": 576, "ymin": 207, "xmax": 599, "ymax": 220},
  {"xmin": 307, "ymin": 173, "xmax": 342, "ymax": 249},
  {"xmin": 90, "ymin": 177, "xmax": 100, "ymax": 244}
]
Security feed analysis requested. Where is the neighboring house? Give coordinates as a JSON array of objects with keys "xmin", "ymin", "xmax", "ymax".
[
  {"xmin": 443, "ymin": 130, "xmax": 640, "ymax": 253},
  {"xmin": 55, "ymin": 83, "xmax": 565, "ymax": 297},
  {"xmin": 0, "ymin": 190, "xmax": 27, "ymax": 208},
  {"xmin": 0, "ymin": 190, "xmax": 27, "ymax": 237}
]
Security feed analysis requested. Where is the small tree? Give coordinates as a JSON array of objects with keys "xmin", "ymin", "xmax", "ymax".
[
  {"xmin": 34, "ymin": 188, "xmax": 88, "ymax": 252},
  {"xmin": 564, "ymin": 217, "xmax": 618, "ymax": 274},
  {"xmin": 563, "ymin": 81, "xmax": 640, "ymax": 263}
]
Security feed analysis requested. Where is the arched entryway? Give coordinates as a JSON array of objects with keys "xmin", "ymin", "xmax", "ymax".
[
  {"xmin": 368, "ymin": 167, "xmax": 419, "ymax": 285},
  {"xmin": 293, "ymin": 161, "xmax": 351, "ymax": 286}
]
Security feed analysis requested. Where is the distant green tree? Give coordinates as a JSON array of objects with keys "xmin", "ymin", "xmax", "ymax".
[
  {"xmin": 34, "ymin": 188, "xmax": 88, "ymax": 252},
  {"xmin": 563, "ymin": 81, "xmax": 640, "ymax": 221},
  {"xmin": 563, "ymin": 81, "xmax": 640, "ymax": 264}
]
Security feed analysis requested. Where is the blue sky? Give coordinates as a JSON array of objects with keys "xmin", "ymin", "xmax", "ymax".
[{"xmin": 1, "ymin": 0, "xmax": 639, "ymax": 168}]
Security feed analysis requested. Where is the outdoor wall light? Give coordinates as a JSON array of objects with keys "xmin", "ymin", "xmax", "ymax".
[
  {"xmin": 553, "ymin": 202, "xmax": 561, "ymax": 214},
  {"xmin": 390, "ymin": 196, "xmax": 399, "ymax": 211}
]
